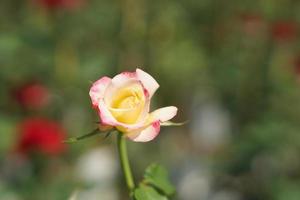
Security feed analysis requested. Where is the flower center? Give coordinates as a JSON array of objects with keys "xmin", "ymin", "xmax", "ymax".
[
  {"xmin": 114, "ymin": 91, "xmax": 140, "ymax": 109},
  {"xmin": 109, "ymin": 84, "xmax": 145, "ymax": 124}
]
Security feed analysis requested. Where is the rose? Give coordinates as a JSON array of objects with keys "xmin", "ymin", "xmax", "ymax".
[
  {"xmin": 12, "ymin": 81, "xmax": 50, "ymax": 109},
  {"xmin": 272, "ymin": 21, "xmax": 298, "ymax": 42},
  {"xmin": 15, "ymin": 118, "xmax": 67, "ymax": 156},
  {"xmin": 34, "ymin": 0, "xmax": 84, "ymax": 10},
  {"xmin": 89, "ymin": 68, "xmax": 178, "ymax": 142},
  {"xmin": 294, "ymin": 57, "xmax": 300, "ymax": 75}
]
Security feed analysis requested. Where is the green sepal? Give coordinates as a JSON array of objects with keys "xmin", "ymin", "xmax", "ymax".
[
  {"xmin": 160, "ymin": 121, "xmax": 188, "ymax": 126},
  {"xmin": 63, "ymin": 128, "xmax": 107, "ymax": 143}
]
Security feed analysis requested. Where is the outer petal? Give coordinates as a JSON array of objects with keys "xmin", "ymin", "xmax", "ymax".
[
  {"xmin": 150, "ymin": 106, "xmax": 178, "ymax": 122},
  {"xmin": 136, "ymin": 68, "xmax": 159, "ymax": 98},
  {"xmin": 111, "ymin": 71, "xmax": 137, "ymax": 87},
  {"xmin": 127, "ymin": 121, "xmax": 160, "ymax": 142},
  {"xmin": 89, "ymin": 77, "xmax": 111, "ymax": 107}
]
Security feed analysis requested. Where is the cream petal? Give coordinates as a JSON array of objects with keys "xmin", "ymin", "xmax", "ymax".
[
  {"xmin": 111, "ymin": 71, "xmax": 137, "ymax": 87},
  {"xmin": 89, "ymin": 77, "xmax": 111, "ymax": 107},
  {"xmin": 136, "ymin": 68, "xmax": 159, "ymax": 98},
  {"xmin": 126, "ymin": 121, "xmax": 160, "ymax": 142},
  {"xmin": 150, "ymin": 106, "xmax": 178, "ymax": 122}
]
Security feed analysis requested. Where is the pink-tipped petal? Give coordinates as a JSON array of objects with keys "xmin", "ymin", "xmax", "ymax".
[
  {"xmin": 127, "ymin": 121, "xmax": 160, "ymax": 142},
  {"xmin": 150, "ymin": 106, "xmax": 178, "ymax": 122},
  {"xmin": 136, "ymin": 68, "xmax": 159, "ymax": 97},
  {"xmin": 89, "ymin": 77, "xmax": 111, "ymax": 106},
  {"xmin": 111, "ymin": 71, "xmax": 137, "ymax": 87},
  {"xmin": 98, "ymin": 100, "xmax": 117, "ymax": 126}
]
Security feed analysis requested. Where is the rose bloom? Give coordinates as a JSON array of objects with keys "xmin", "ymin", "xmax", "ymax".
[
  {"xmin": 272, "ymin": 21, "xmax": 298, "ymax": 42},
  {"xmin": 12, "ymin": 81, "xmax": 50, "ymax": 109},
  {"xmin": 294, "ymin": 57, "xmax": 300, "ymax": 75},
  {"xmin": 15, "ymin": 118, "xmax": 66, "ymax": 156},
  {"xmin": 89, "ymin": 68, "xmax": 178, "ymax": 142},
  {"xmin": 35, "ymin": 0, "xmax": 83, "ymax": 10}
]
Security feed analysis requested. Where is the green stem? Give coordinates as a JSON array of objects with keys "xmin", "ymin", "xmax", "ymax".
[{"xmin": 117, "ymin": 133, "xmax": 135, "ymax": 195}]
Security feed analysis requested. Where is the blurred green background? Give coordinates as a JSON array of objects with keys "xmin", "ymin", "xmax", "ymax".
[{"xmin": 1, "ymin": 0, "xmax": 300, "ymax": 199}]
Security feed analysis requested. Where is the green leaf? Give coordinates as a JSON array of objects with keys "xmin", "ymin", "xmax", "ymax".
[
  {"xmin": 143, "ymin": 164, "xmax": 175, "ymax": 196},
  {"xmin": 160, "ymin": 121, "xmax": 188, "ymax": 126},
  {"xmin": 64, "ymin": 128, "xmax": 103, "ymax": 144},
  {"xmin": 134, "ymin": 185, "xmax": 168, "ymax": 200}
]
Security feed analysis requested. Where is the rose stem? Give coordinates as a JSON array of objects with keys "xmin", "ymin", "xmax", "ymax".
[{"xmin": 117, "ymin": 132, "xmax": 135, "ymax": 196}]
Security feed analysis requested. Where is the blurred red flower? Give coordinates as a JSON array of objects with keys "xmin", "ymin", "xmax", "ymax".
[
  {"xmin": 294, "ymin": 57, "xmax": 300, "ymax": 75},
  {"xmin": 272, "ymin": 21, "xmax": 298, "ymax": 42},
  {"xmin": 16, "ymin": 118, "xmax": 67, "ymax": 156},
  {"xmin": 12, "ymin": 81, "xmax": 50, "ymax": 109},
  {"xmin": 36, "ymin": 0, "xmax": 84, "ymax": 10}
]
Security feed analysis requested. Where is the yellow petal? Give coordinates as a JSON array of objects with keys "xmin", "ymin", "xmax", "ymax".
[{"xmin": 109, "ymin": 83, "xmax": 145, "ymax": 124}]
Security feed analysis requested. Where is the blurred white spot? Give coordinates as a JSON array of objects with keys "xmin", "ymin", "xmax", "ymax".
[
  {"xmin": 77, "ymin": 186, "xmax": 119, "ymax": 200},
  {"xmin": 76, "ymin": 147, "xmax": 118, "ymax": 184},
  {"xmin": 191, "ymin": 102, "xmax": 231, "ymax": 150},
  {"xmin": 210, "ymin": 190, "xmax": 242, "ymax": 200},
  {"xmin": 178, "ymin": 169, "xmax": 211, "ymax": 200}
]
